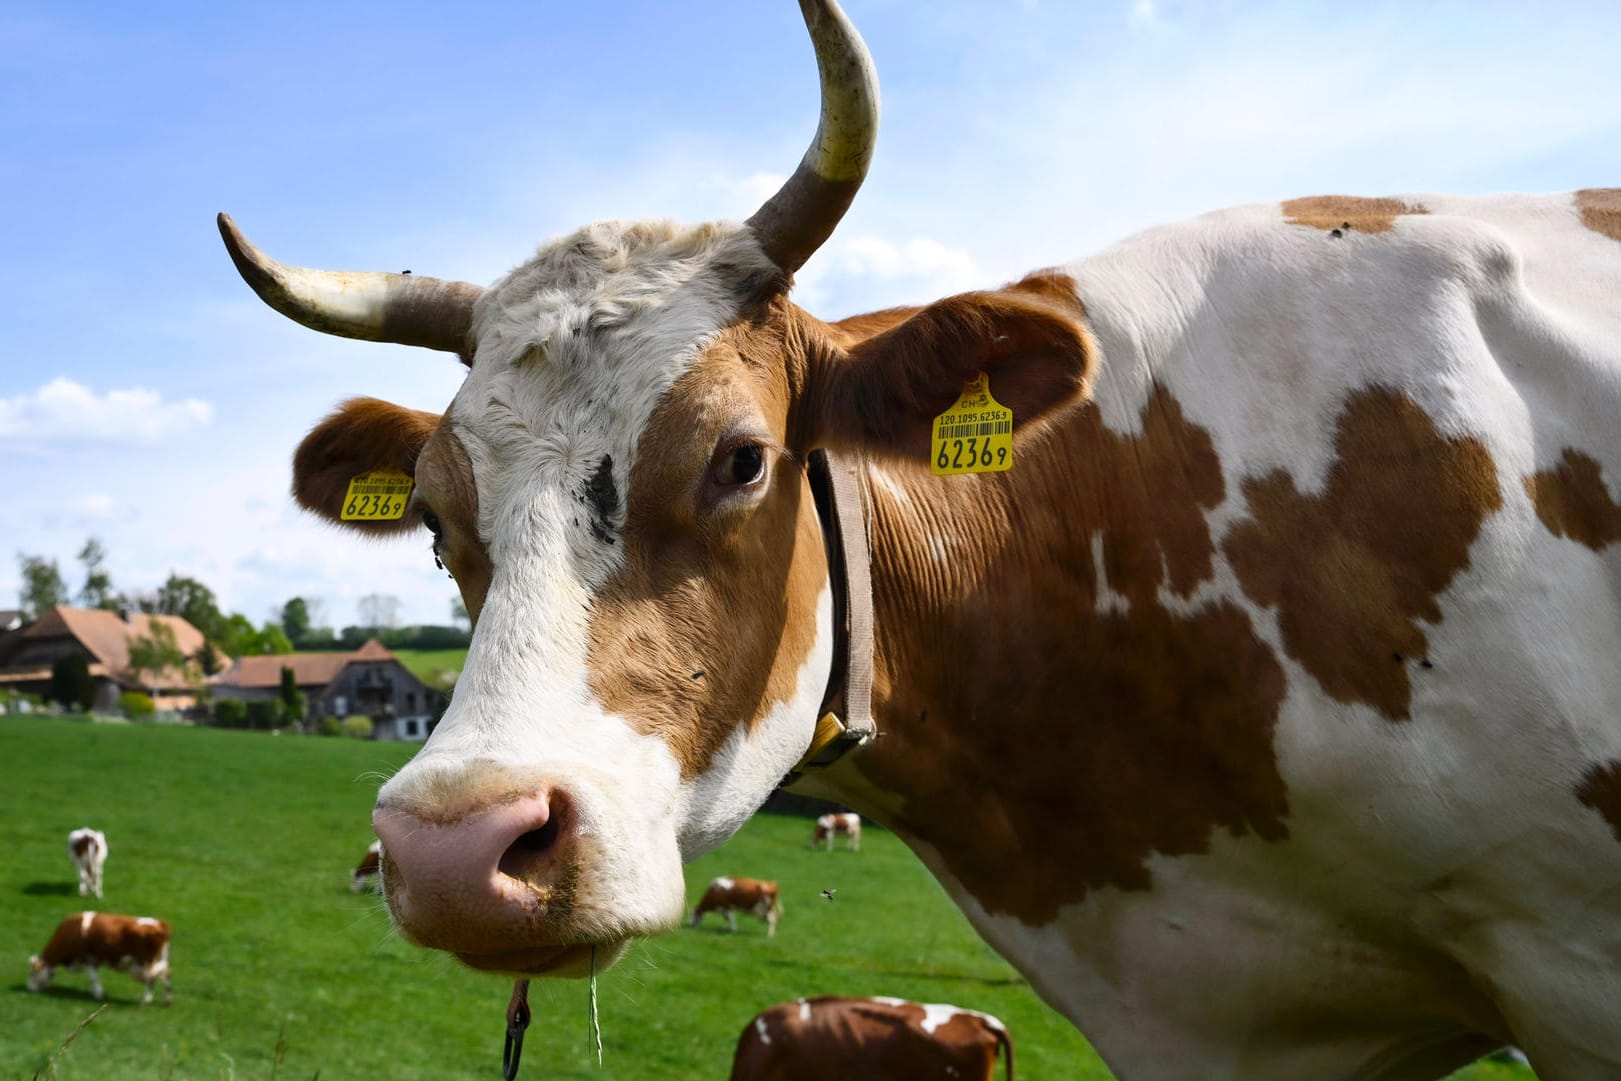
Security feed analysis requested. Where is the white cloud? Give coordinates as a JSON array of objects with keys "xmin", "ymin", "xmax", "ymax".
[
  {"xmin": 78, "ymin": 493, "xmax": 114, "ymax": 517},
  {"xmin": 1130, "ymin": 0, "xmax": 1158, "ymax": 26},
  {"xmin": 712, "ymin": 171, "xmax": 788, "ymax": 216},
  {"xmin": 798, "ymin": 234, "xmax": 984, "ymax": 315},
  {"xmin": 0, "ymin": 377, "xmax": 213, "ymax": 443}
]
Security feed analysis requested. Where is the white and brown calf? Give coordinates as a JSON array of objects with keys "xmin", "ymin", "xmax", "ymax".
[
  {"xmin": 729, "ymin": 996, "xmax": 1012, "ymax": 1081},
  {"xmin": 220, "ymin": 0, "xmax": 1621, "ymax": 1077},
  {"xmin": 810, "ymin": 812, "xmax": 860, "ymax": 852},
  {"xmin": 27, "ymin": 911, "xmax": 172, "ymax": 1005},
  {"xmin": 68, "ymin": 827, "xmax": 107, "ymax": 899},
  {"xmin": 350, "ymin": 839, "xmax": 382, "ymax": 892},
  {"xmin": 689, "ymin": 876, "xmax": 782, "ymax": 938}
]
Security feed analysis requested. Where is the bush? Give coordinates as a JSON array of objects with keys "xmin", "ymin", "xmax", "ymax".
[
  {"xmin": 119, "ymin": 691, "xmax": 155, "ymax": 719},
  {"xmin": 245, "ymin": 700, "xmax": 281, "ymax": 730},
  {"xmin": 213, "ymin": 699, "xmax": 247, "ymax": 728},
  {"xmin": 341, "ymin": 715, "xmax": 374, "ymax": 740},
  {"xmin": 317, "ymin": 715, "xmax": 343, "ymax": 737}
]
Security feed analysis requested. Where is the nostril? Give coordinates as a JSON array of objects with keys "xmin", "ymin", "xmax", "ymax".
[{"xmin": 498, "ymin": 810, "xmax": 562, "ymax": 881}]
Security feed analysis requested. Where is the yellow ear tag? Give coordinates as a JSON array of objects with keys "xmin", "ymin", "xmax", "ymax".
[
  {"xmin": 340, "ymin": 469, "xmax": 414, "ymax": 521},
  {"xmin": 931, "ymin": 372, "xmax": 1013, "ymax": 475}
]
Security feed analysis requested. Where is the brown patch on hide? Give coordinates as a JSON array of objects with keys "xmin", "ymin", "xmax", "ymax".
[
  {"xmin": 1576, "ymin": 189, "xmax": 1621, "ymax": 243},
  {"xmin": 292, "ymin": 397, "xmax": 441, "ymax": 535},
  {"xmin": 851, "ymin": 384, "xmax": 1291, "ymax": 922},
  {"xmin": 1225, "ymin": 387, "xmax": 1502, "ymax": 721},
  {"xmin": 1283, "ymin": 195, "xmax": 1428, "ymax": 235},
  {"xmin": 586, "ymin": 326, "xmax": 828, "ymax": 780},
  {"xmin": 1526, "ymin": 448, "xmax": 1621, "ymax": 551},
  {"xmin": 1576, "ymin": 761, "xmax": 1621, "ymax": 844},
  {"xmin": 414, "ymin": 423, "xmax": 494, "ymax": 625}
]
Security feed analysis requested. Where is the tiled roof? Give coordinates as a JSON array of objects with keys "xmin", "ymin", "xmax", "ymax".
[
  {"xmin": 215, "ymin": 639, "xmax": 400, "ymax": 690},
  {"xmin": 22, "ymin": 606, "xmax": 213, "ymax": 690}
]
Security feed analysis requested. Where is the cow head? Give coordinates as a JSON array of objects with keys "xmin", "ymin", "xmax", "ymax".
[{"xmin": 222, "ymin": 0, "xmax": 1091, "ymax": 978}]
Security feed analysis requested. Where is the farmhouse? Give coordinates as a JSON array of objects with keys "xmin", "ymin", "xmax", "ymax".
[
  {"xmin": 0, "ymin": 605, "xmax": 215, "ymax": 711},
  {"xmin": 212, "ymin": 638, "xmax": 444, "ymax": 740}
]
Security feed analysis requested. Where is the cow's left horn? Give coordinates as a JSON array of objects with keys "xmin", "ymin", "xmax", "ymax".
[
  {"xmin": 217, "ymin": 213, "xmax": 484, "ymax": 356},
  {"xmin": 745, "ymin": 0, "xmax": 879, "ymax": 275}
]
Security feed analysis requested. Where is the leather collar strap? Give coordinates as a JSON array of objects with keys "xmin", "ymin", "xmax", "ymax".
[{"xmin": 783, "ymin": 449, "xmax": 877, "ymax": 784}]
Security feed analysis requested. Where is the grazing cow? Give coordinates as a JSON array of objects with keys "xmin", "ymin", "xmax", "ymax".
[
  {"xmin": 811, "ymin": 812, "xmax": 860, "ymax": 852},
  {"xmin": 351, "ymin": 839, "xmax": 383, "ymax": 893},
  {"xmin": 27, "ymin": 911, "xmax": 172, "ymax": 1005},
  {"xmin": 67, "ymin": 827, "xmax": 107, "ymax": 899},
  {"xmin": 729, "ymin": 996, "xmax": 1012, "ymax": 1081},
  {"xmin": 689, "ymin": 876, "xmax": 782, "ymax": 937},
  {"xmin": 219, "ymin": 1, "xmax": 1621, "ymax": 1076}
]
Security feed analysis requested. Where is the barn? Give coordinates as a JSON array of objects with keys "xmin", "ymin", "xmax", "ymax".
[{"xmin": 211, "ymin": 638, "xmax": 444, "ymax": 740}]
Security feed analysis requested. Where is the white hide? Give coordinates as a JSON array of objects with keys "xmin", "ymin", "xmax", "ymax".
[{"xmin": 868, "ymin": 996, "xmax": 1006, "ymax": 1037}]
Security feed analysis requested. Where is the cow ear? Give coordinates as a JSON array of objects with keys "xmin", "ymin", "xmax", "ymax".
[
  {"xmin": 292, "ymin": 397, "xmax": 441, "ymax": 535},
  {"xmin": 810, "ymin": 280, "xmax": 1095, "ymax": 461}
]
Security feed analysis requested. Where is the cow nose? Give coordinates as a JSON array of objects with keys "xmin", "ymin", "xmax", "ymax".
[{"xmin": 372, "ymin": 790, "xmax": 570, "ymax": 953}]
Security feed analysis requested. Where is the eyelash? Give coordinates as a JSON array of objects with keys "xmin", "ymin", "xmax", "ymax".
[{"xmin": 423, "ymin": 510, "xmax": 450, "ymax": 577}]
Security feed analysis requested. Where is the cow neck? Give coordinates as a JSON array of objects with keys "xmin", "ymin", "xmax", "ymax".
[{"xmin": 784, "ymin": 448, "xmax": 877, "ymax": 783}]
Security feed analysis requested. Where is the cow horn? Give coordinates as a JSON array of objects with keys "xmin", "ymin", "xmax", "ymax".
[
  {"xmin": 745, "ymin": 0, "xmax": 879, "ymax": 275},
  {"xmin": 217, "ymin": 213, "xmax": 484, "ymax": 356}
]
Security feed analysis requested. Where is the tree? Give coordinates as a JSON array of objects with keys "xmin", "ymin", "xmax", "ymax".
[
  {"xmin": 148, "ymin": 574, "xmax": 225, "ymax": 642},
  {"xmin": 256, "ymin": 622, "xmax": 294, "ymax": 655},
  {"xmin": 280, "ymin": 597, "xmax": 312, "ymax": 644},
  {"xmin": 49, "ymin": 653, "xmax": 96, "ymax": 712},
  {"xmin": 215, "ymin": 613, "xmax": 257, "ymax": 658},
  {"xmin": 127, "ymin": 620, "xmax": 185, "ymax": 698},
  {"xmin": 77, "ymin": 538, "xmax": 116, "ymax": 610},
  {"xmin": 278, "ymin": 665, "xmax": 307, "ymax": 726},
  {"xmin": 194, "ymin": 639, "xmax": 222, "ymax": 677},
  {"xmin": 17, "ymin": 554, "xmax": 68, "ymax": 620},
  {"xmin": 357, "ymin": 593, "xmax": 401, "ymax": 631},
  {"xmin": 450, "ymin": 596, "xmax": 469, "ymax": 629}
]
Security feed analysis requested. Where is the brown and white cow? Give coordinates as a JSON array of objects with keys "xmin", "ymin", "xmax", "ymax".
[
  {"xmin": 218, "ymin": 1, "xmax": 1621, "ymax": 1077},
  {"xmin": 27, "ymin": 911, "xmax": 172, "ymax": 1005},
  {"xmin": 350, "ymin": 839, "xmax": 382, "ymax": 893},
  {"xmin": 729, "ymin": 996, "xmax": 1012, "ymax": 1081},
  {"xmin": 811, "ymin": 812, "xmax": 860, "ymax": 852},
  {"xmin": 67, "ymin": 827, "xmax": 107, "ymax": 899},
  {"xmin": 689, "ymin": 876, "xmax": 782, "ymax": 938}
]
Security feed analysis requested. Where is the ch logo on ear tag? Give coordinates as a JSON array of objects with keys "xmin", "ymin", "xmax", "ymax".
[{"xmin": 931, "ymin": 372, "xmax": 1013, "ymax": 476}]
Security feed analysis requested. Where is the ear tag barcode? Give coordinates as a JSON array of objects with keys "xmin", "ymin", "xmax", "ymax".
[
  {"xmin": 341, "ymin": 469, "xmax": 414, "ymax": 521},
  {"xmin": 931, "ymin": 372, "xmax": 1013, "ymax": 476}
]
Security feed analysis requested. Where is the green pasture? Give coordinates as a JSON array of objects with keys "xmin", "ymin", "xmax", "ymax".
[
  {"xmin": 2, "ymin": 717, "xmax": 1533, "ymax": 1080},
  {"xmin": 390, "ymin": 649, "xmax": 466, "ymax": 694}
]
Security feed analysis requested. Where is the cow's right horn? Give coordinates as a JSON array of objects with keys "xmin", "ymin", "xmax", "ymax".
[
  {"xmin": 217, "ymin": 213, "xmax": 484, "ymax": 357},
  {"xmin": 745, "ymin": 0, "xmax": 880, "ymax": 276}
]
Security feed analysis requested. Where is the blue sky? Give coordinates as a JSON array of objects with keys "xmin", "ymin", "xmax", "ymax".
[{"xmin": 3, "ymin": 0, "xmax": 1619, "ymax": 630}]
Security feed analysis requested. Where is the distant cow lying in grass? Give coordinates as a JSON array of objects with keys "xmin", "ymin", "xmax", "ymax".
[
  {"xmin": 689, "ymin": 877, "xmax": 782, "ymax": 938},
  {"xmin": 351, "ymin": 840, "xmax": 382, "ymax": 892},
  {"xmin": 27, "ymin": 911, "xmax": 172, "ymax": 1005},
  {"xmin": 68, "ymin": 827, "xmax": 107, "ymax": 899},
  {"xmin": 810, "ymin": 813, "xmax": 860, "ymax": 852},
  {"xmin": 730, "ymin": 995, "xmax": 1012, "ymax": 1081}
]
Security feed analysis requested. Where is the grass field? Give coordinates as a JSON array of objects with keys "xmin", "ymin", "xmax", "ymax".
[
  {"xmin": 2, "ymin": 716, "xmax": 1534, "ymax": 1080},
  {"xmin": 390, "ymin": 648, "xmax": 466, "ymax": 694}
]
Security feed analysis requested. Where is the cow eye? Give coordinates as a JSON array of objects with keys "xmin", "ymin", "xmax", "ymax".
[
  {"xmin": 422, "ymin": 509, "xmax": 442, "ymax": 536},
  {"xmin": 714, "ymin": 443, "xmax": 766, "ymax": 488}
]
